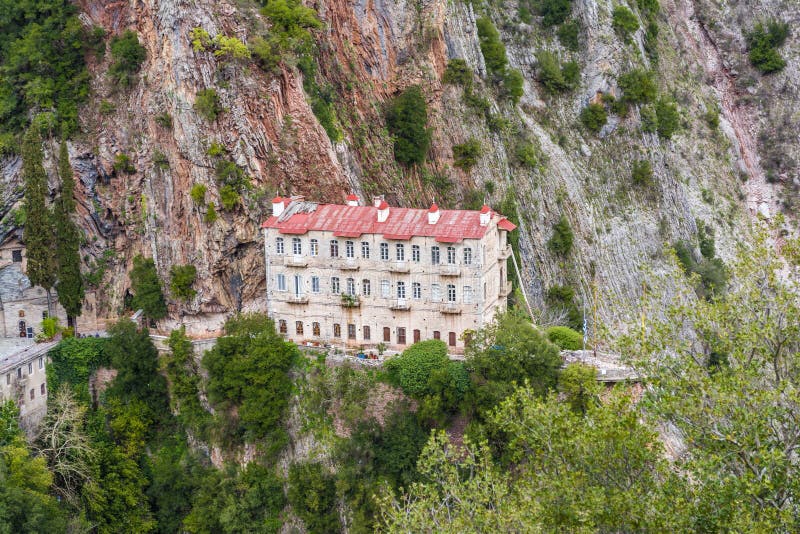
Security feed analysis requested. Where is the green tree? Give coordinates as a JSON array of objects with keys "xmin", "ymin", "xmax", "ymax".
[
  {"xmin": 476, "ymin": 17, "xmax": 507, "ymax": 76},
  {"xmin": 190, "ymin": 184, "xmax": 207, "ymax": 205},
  {"xmin": 169, "ymin": 264, "xmax": 197, "ymax": 300},
  {"xmin": 558, "ymin": 362, "xmax": 600, "ymax": 413},
  {"xmin": 54, "ymin": 140, "xmax": 85, "ymax": 321},
  {"xmin": 195, "ymin": 89, "xmax": 221, "ymax": 121},
  {"xmin": 546, "ymin": 325, "xmax": 583, "ymax": 350},
  {"xmin": 619, "ymin": 69, "xmax": 657, "ymax": 104},
  {"xmin": 655, "ymin": 98, "xmax": 679, "ymax": 138},
  {"xmin": 746, "ymin": 21, "xmax": 789, "ymax": 74},
  {"xmin": 579, "ymin": 102, "xmax": 607, "ymax": 133},
  {"xmin": 288, "ymin": 462, "xmax": 339, "ymax": 534},
  {"xmin": 21, "ymin": 128, "xmax": 56, "ymax": 314},
  {"xmin": 547, "ymin": 214, "xmax": 574, "ymax": 255},
  {"xmin": 386, "ymin": 86, "xmax": 430, "ymax": 165},
  {"xmin": 130, "ymin": 255, "xmax": 167, "ymax": 320},
  {"xmin": 612, "ymin": 5, "xmax": 639, "ymax": 42},
  {"xmin": 632, "ymin": 158, "xmax": 653, "ymax": 185},
  {"xmin": 452, "ymin": 139, "xmax": 482, "ymax": 171},
  {"xmin": 108, "ymin": 30, "xmax": 147, "ymax": 87}
]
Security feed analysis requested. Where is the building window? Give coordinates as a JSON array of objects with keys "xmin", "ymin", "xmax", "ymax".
[
  {"xmin": 431, "ymin": 283, "xmax": 441, "ymax": 301},
  {"xmin": 38, "ymin": 357, "xmax": 43, "ymax": 370},
  {"xmin": 348, "ymin": 324, "xmax": 356, "ymax": 340},
  {"xmin": 447, "ymin": 284, "xmax": 456, "ymax": 302},
  {"xmin": 447, "ymin": 246, "xmax": 456, "ymax": 264},
  {"xmin": 42, "ymin": 310, "xmax": 48, "ymax": 320},
  {"xmin": 412, "ymin": 282, "xmax": 421, "ymax": 299},
  {"xmin": 362, "ymin": 279, "xmax": 371, "ymax": 296},
  {"xmin": 463, "ymin": 286, "xmax": 473, "ymax": 304},
  {"xmin": 312, "ymin": 322, "xmax": 321, "ymax": 336},
  {"xmin": 413, "ymin": 329, "xmax": 421, "ymax": 343},
  {"xmin": 330, "ymin": 240, "xmax": 339, "ymax": 258},
  {"xmin": 30, "ymin": 388, "xmax": 35, "ymax": 400},
  {"xmin": 41, "ymin": 383, "xmax": 46, "ymax": 395},
  {"xmin": 310, "ymin": 239, "xmax": 319, "ymax": 256},
  {"xmin": 293, "ymin": 275, "xmax": 303, "ymax": 296},
  {"xmin": 346, "ymin": 278, "xmax": 356, "ymax": 296},
  {"xmin": 363, "ymin": 325, "xmax": 371, "ymax": 340},
  {"xmin": 333, "ymin": 324, "xmax": 341, "ymax": 338},
  {"xmin": 17, "ymin": 368, "xmax": 21, "ymax": 378},
  {"xmin": 412, "ymin": 245, "xmax": 420, "ymax": 262},
  {"xmin": 292, "ymin": 237, "xmax": 302, "ymax": 255},
  {"xmin": 311, "ymin": 276, "xmax": 320, "ymax": 293},
  {"xmin": 331, "ymin": 277, "xmax": 340, "ymax": 294},
  {"xmin": 398, "ymin": 327, "xmax": 406, "ymax": 345},
  {"xmin": 431, "ymin": 246, "xmax": 440, "ymax": 265},
  {"xmin": 397, "ymin": 281, "xmax": 406, "ymax": 299},
  {"xmin": 396, "ymin": 244, "xmax": 405, "ymax": 261},
  {"xmin": 449, "ymin": 332, "xmax": 457, "ymax": 347},
  {"xmin": 484, "ymin": 282, "xmax": 487, "ymax": 299},
  {"xmin": 361, "ymin": 242, "xmax": 370, "ymax": 259},
  {"xmin": 433, "ymin": 331, "xmax": 441, "ymax": 340},
  {"xmin": 296, "ymin": 321, "xmax": 304, "ymax": 335},
  {"xmin": 383, "ymin": 327, "xmax": 391, "ymax": 342},
  {"xmin": 275, "ymin": 237, "xmax": 285, "ymax": 254},
  {"xmin": 276, "ymin": 274, "xmax": 287, "ymax": 291},
  {"xmin": 381, "ymin": 280, "xmax": 390, "ymax": 298},
  {"xmin": 12, "ymin": 250, "xmax": 22, "ymax": 262},
  {"xmin": 28, "ymin": 363, "xmax": 32, "ymax": 375},
  {"xmin": 5, "ymin": 374, "xmax": 9, "ymax": 385},
  {"xmin": 279, "ymin": 320, "xmax": 287, "ymax": 334},
  {"xmin": 380, "ymin": 242, "xmax": 389, "ymax": 261},
  {"xmin": 346, "ymin": 240, "xmax": 355, "ymax": 258},
  {"xmin": 464, "ymin": 248, "xmax": 473, "ymax": 265}
]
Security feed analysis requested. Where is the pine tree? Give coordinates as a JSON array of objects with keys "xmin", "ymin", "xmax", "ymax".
[
  {"xmin": 53, "ymin": 141, "xmax": 84, "ymax": 324},
  {"xmin": 21, "ymin": 128, "xmax": 56, "ymax": 313},
  {"xmin": 130, "ymin": 255, "xmax": 167, "ymax": 320}
]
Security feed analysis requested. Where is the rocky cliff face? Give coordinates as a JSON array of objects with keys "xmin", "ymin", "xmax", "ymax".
[{"xmin": 1, "ymin": 0, "xmax": 797, "ymax": 334}]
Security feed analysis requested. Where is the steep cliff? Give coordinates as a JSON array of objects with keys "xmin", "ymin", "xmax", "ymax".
[{"xmin": 0, "ymin": 0, "xmax": 797, "ymax": 334}]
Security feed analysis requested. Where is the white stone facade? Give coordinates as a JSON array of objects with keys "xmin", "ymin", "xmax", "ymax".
[{"xmin": 262, "ymin": 198, "xmax": 514, "ymax": 353}]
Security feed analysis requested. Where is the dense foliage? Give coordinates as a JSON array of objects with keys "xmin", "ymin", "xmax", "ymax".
[
  {"xmin": 169, "ymin": 264, "xmax": 198, "ymax": 300},
  {"xmin": 476, "ymin": 16, "xmax": 525, "ymax": 102},
  {"xmin": 547, "ymin": 214, "xmax": 574, "ymax": 255},
  {"xmin": 535, "ymin": 51, "xmax": 580, "ymax": 94},
  {"xmin": 746, "ymin": 20, "xmax": 789, "ymax": 74},
  {"xmin": 130, "ymin": 255, "xmax": 168, "ymax": 319},
  {"xmin": 385, "ymin": 86, "xmax": 430, "ymax": 165},
  {"xmin": 53, "ymin": 141, "xmax": 85, "ymax": 320},
  {"xmin": 546, "ymin": 325, "xmax": 583, "ymax": 349},
  {"xmin": 579, "ymin": 102, "xmax": 607, "ymax": 133},
  {"xmin": 108, "ymin": 30, "xmax": 146, "ymax": 88},
  {"xmin": 452, "ymin": 138, "xmax": 482, "ymax": 171}
]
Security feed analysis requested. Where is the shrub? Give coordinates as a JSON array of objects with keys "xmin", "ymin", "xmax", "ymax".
[
  {"xmin": 476, "ymin": 17, "xmax": 508, "ymax": 76},
  {"xmin": 746, "ymin": 21, "xmax": 789, "ymax": 74},
  {"xmin": 100, "ymin": 101, "xmax": 116, "ymax": 114},
  {"xmin": 546, "ymin": 285, "xmax": 582, "ymax": 330},
  {"xmin": 618, "ymin": 69, "xmax": 657, "ymax": 104},
  {"xmin": 548, "ymin": 215, "xmax": 574, "ymax": 255},
  {"xmin": 194, "ymin": 88, "xmax": 221, "ymax": 121},
  {"xmin": 190, "ymin": 184, "xmax": 207, "ymax": 205},
  {"xmin": 219, "ymin": 185, "xmax": 240, "ymax": 210},
  {"xmin": 515, "ymin": 141, "xmax": 540, "ymax": 168},
  {"xmin": 113, "ymin": 153, "xmax": 136, "ymax": 174},
  {"xmin": 558, "ymin": 20, "xmax": 580, "ymax": 51},
  {"xmin": 154, "ymin": 112, "xmax": 172, "ymax": 128},
  {"xmin": 546, "ymin": 325, "xmax": 583, "ymax": 350},
  {"xmin": 443, "ymin": 59, "xmax": 473, "ymax": 86},
  {"xmin": 536, "ymin": 51, "xmax": 580, "ymax": 94},
  {"xmin": 632, "ymin": 159, "xmax": 653, "ymax": 185},
  {"xmin": 644, "ymin": 21, "xmax": 659, "ymax": 63},
  {"xmin": 206, "ymin": 142, "xmax": 226, "ymax": 157},
  {"xmin": 580, "ymin": 103, "xmax": 607, "ymax": 133},
  {"xmin": 169, "ymin": 264, "xmax": 197, "ymax": 300},
  {"xmin": 385, "ymin": 340, "xmax": 450, "ymax": 398},
  {"xmin": 288, "ymin": 463, "xmax": 339, "ymax": 534},
  {"xmin": 42, "ymin": 317, "xmax": 60, "ymax": 339},
  {"xmin": 130, "ymin": 254, "xmax": 167, "ymax": 319},
  {"xmin": 215, "ymin": 160, "xmax": 250, "ymax": 189},
  {"xmin": 190, "ymin": 27, "xmax": 212, "ymax": 51},
  {"xmin": 204, "ymin": 202, "xmax": 218, "ymax": 224},
  {"xmin": 152, "ymin": 150, "xmax": 169, "ymax": 169},
  {"xmin": 537, "ymin": 0, "xmax": 573, "ymax": 27},
  {"xmin": 250, "ymin": 36, "xmax": 281, "ymax": 72},
  {"xmin": 612, "ymin": 5, "xmax": 639, "ymax": 42},
  {"xmin": 108, "ymin": 30, "xmax": 147, "ymax": 87},
  {"xmin": 504, "ymin": 68, "xmax": 525, "ymax": 102},
  {"xmin": 453, "ymin": 139, "xmax": 482, "ymax": 171},
  {"xmin": 560, "ymin": 363, "xmax": 600, "ymax": 413},
  {"xmin": 704, "ymin": 108, "xmax": 720, "ymax": 130},
  {"xmin": 640, "ymin": 105, "xmax": 658, "ymax": 133},
  {"xmin": 213, "ymin": 35, "xmax": 250, "ymax": 62},
  {"xmin": 386, "ymin": 86, "xmax": 430, "ymax": 165},
  {"xmin": 655, "ymin": 98, "xmax": 679, "ymax": 138}
]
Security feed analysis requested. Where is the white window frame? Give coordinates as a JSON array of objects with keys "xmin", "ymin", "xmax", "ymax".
[
  {"xmin": 331, "ymin": 276, "xmax": 340, "ymax": 294},
  {"xmin": 276, "ymin": 274, "xmax": 286, "ymax": 291},
  {"xmin": 346, "ymin": 240, "xmax": 355, "ymax": 259},
  {"xmin": 361, "ymin": 241, "xmax": 370, "ymax": 259},
  {"xmin": 346, "ymin": 277, "xmax": 356, "ymax": 296},
  {"xmin": 463, "ymin": 247, "xmax": 472, "ymax": 265},
  {"xmin": 275, "ymin": 237, "xmax": 285, "ymax": 254},
  {"xmin": 310, "ymin": 239, "xmax": 319, "ymax": 256},
  {"xmin": 380, "ymin": 243, "xmax": 389, "ymax": 261},
  {"xmin": 447, "ymin": 246, "xmax": 456, "ymax": 265},
  {"xmin": 463, "ymin": 285, "xmax": 473, "ymax": 304},
  {"xmin": 412, "ymin": 245, "xmax": 420, "ymax": 262},
  {"xmin": 396, "ymin": 244, "xmax": 405, "ymax": 261},
  {"xmin": 311, "ymin": 276, "xmax": 320, "ymax": 293},
  {"xmin": 431, "ymin": 246, "xmax": 440, "ymax": 265},
  {"xmin": 381, "ymin": 280, "xmax": 390, "ymax": 298},
  {"xmin": 330, "ymin": 240, "xmax": 339, "ymax": 258},
  {"xmin": 431, "ymin": 283, "xmax": 441, "ymax": 301},
  {"xmin": 292, "ymin": 237, "xmax": 302, "ymax": 255},
  {"xmin": 447, "ymin": 284, "xmax": 456, "ymax": 302},
  {"xmin": 412, "ymin": 282, "xmax": 421, "ymax": 299},
  {"xmin": 397, "ymin": 281, "xmax": 406, "ymax": 299},
  {"xmin": 362, "ymin": 279, "xmax": 371, "ymax": 296}
]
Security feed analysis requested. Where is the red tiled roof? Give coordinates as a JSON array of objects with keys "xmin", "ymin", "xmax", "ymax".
[{"xmin": 262, "ymin": 203, "xmax": 516, "ymax": 242}]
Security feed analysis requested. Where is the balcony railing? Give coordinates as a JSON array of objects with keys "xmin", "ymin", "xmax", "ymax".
[
  {"xmin": 440, "ymin": 264, "xmax": 461, "ymax": 277},
  {"xmin": 341, "ymin": 258, "xmax": 360, "ymax": 270},
  {"xmin": 283, "ymin": 255, "xmax": 308, "ymax": 267},
  {"xmin": 389, "ymin": 299, "xmax": 411, "ymax": 311},
  {"xmin": 439, "ymin": 302, "xmax": 463, "ymax": 314},
  {"xmin": 340, "ymin": 294, "xmax": 360, "ymax": 308},
  {"xmin": 389, "ymin": 261, "xmax": 410, "ymax": 273},
  {"xmin": 500, "ymin": 280, "xmax": 513, "ymax": 297},
  {"xmin": 498, "ymin": 245, "xmax": 512, "ymax": 261},
  {"xmin": 286, "ymin": 294, "xmax": 309, "ymax": 304}
]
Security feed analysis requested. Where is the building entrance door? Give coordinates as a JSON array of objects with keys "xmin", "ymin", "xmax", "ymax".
[{"xmin": 18, "ymin": 321, "xmax": 26, "ymax": 338}]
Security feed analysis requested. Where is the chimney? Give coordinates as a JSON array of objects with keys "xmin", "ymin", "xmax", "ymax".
[
  {"xmin": 346, "ymin": 193, "xmax": 360, "ymax": 207},
  {"xmin": 377, "ymin": 200, "xmax": 389, "ymax": 223},
  {"xmin": 428, "ymin": 202, "xmax": 440, "ymax": 225},
  {"xmin": 479, "ymin": 204, "xmax": 491, "ymax": 226},
  {"xmin": 372, "ymin": 195, "xmax": 384, "ymax": 208},
  {"xmin": 272, "ymin": 196, "xmax": 285, "ymax": 217}
]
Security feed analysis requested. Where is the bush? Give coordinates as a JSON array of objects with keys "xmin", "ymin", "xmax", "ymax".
[
  {"xmin": 108, "ymin": 30, "xmax": 147, "ymax": 87},
  {"xmin": 537, "ymin": 0, "xmax": 573, "ymax": 27},
  {"xmin": 503, "ymin": 68, "xmax": 525, "ymax": 102},
  {"xmin": 632, "ymin": 159, "xmax": 653, "ymax": 185},
  {"xmin": 113, "ymin": 153, "xmax": 136, "ymax": 174},
  {"xmin": 546, "ymin": 285, "xmax": 582, "ymax": 331},
  {"xmin": 194, "ymin": 88, "xmax": 221, "ymax": 121},
  {"xmin": 100, "ymin": 101, "xmax": 116, "ymax": 114},
  {"xmin": 41, "ymin": 317, "xmax": 60, "ymax": 339},
  {"xmin": 746, "ymin": 21, "xmax": 789, "ymax": 74},
  {"xmin": 386, "ymin": 86, "xmax": 430, "ymax": 165},
  {"xmin": 130, "ymin": 254, "xmax": 167, "ymax": 319},
  {"xmin": 655, "ymin": 98, "xmax": 679, "ymax": 138},
  {"xmin": 385, "ymin": 340, "xmax": 449, "ymax": 398},
  {"xmin": 476, "ymin": 17, "xmax": 508, "ymax": 76},
  {"xmin": 548, "ymin": 215, "xmax": 574, "ymax": 255},
  {"xmin": 515, "ymin": 141, "xmax": 540, "ymax": 168},
  {"xmin": 443, "ymin": 59, "xmax": 473, "ymax": 86},
  {"xmin": 618, "ymin": 69, "xmax": 657, "ymax": 104},
  {"xmin": 204, "ymin": 202, "xmax": 218, "ymax": 224},
  {"xmin": 169, "ymin": 264, "xmax": 197, "ymax": 300},
  {"xmin": 288, "ymin": 463, "xmax": 339, "ymax": 534},
  {"xmin": 557, "ymin": 20, "xmax": 580, "ymax": 51},
  {"xmin": 580, "ymin": 103, "xmax": 607, "ymax": 133},
  {"xmin": 153, "ymin": 149, "xmax": 169, "ymax": 169},
  {"xmin": 215, "ymin": 160, "xmax": 250, "ymax": 189},
  {"xmin": 206, "ymin": 142, "xmax": 226, "ymax": 157},
  {"xmin": 612, "ymin": 6, "xmax": 639, "ymax": 42},
  {"xmin": 190, "ymin": 184, "xmax": 207, "ymax": 205},
  {"xmin": 640, "ymin": 105, "xmax": 658, "ymax": 133},
  {"xmin": 154, "ymin": 112, "xmax": 172, "ymax": 128},
  {"xmin": 219, "ymin": 185, "xmax": 240, "ymax": 210},
  {"xmin": 453, "ymin": 139, "xmax": 482, "ymax": 171},
  {"xmin": 536, "ymin": 51, "xmax": 580, "ymax": 94},
  {"xmin": 546, "ymin": 326, "xmax": 583, "ymax": 350}
]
